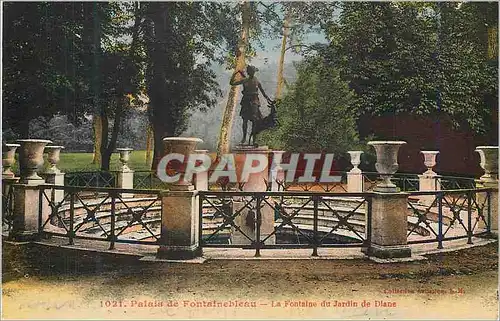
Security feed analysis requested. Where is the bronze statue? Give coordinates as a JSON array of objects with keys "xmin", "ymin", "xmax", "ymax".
[{"xmin": 230, "ymin": 65, "xmax": 272, "ymax": 145}]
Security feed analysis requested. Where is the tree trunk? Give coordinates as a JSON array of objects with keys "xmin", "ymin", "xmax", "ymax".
[
  {"xmin": 91, "ymin": 2, "xmax": 102, "ymax": 165},
  {"xmin": 145, "ymin": 123, "xmax": 154, "ymax": 165},
  {"xmin": 151, "ymin": 118, "xmax": 173, "ymax": 170},
  {"xmin": 487, "ymin": 27, "xmax": 497, "ymax": 59},
  {"xmin": 99, "ymin": 110, "xmax": 110, "ymax": 170},
  {"xmin": 92, "ymin": 115, "xmax": 102, "ymax": 164},
  {"xmin": 101, "ymin": 97, "xmax": 126, "ymax": 171},
  {"xmin": 216, "ymin": 0, "xmax": 250, "ymax": 156},
  {"xmin": 275, "ymin": 10, "xmax": 291, "ymax": 99},
  {"xmin": 145, "ymin": 3, "xmax": 173, "ymax": 170}
]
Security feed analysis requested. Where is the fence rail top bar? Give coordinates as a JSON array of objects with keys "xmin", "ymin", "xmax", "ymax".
[{"xmin": 10, "ymin": 184, "xmax": 163, "ymax": 194}]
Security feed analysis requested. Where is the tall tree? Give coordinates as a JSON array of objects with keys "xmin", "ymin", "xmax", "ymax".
[
  {"xmin": 97, "ymin": 2, "xmax": 144, "ymax": 170},
  {"xmin": 144, "ymin": 2, "xmax": 238, "ymax": 168},
  {"xmin": 3, "ymin": 2, "xmax": 95, "ymax": 137},
  {"xmin": 275, "ymin": 9, "xmax": 291, "ymax": 99},
  {"xmin": 269, "ymin": 56, "xmax": 359, "ymax": 153},
  {"xmin": 217, "ymin": 1, "xmax": 251, "ymax": 156}
]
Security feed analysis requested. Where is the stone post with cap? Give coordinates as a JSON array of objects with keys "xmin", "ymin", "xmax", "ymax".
[
  {"xmin": 363, "ymin": 141, "xmax": 412, "ymax": 259},
  {"xmin": 157, "ymin": 137, "xmax": 203, "ymax": 260},
  {"xmin": 12, "ymin": 139, "xmax": 52, "ymax": 240}
]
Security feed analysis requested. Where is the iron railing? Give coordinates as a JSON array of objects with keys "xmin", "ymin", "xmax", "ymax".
[
  {"xmin": 2, "ymin": 180, "xmax": 16, "ymax": 235},
  {"xmin": 37, "ymin": 185, "xmax": 162, "ymax": 248},
  {"xmin": 276, "ymin": 174, "xmax": 348, "ymax": 193},
  {"xmin": 199, "ymin": 191, "xmax": 372, "ymax": 257},
  {"xmin": 64, "ymin": 171, "xmax": 118, "ymax": 188},
  {"xmin": 2, "ymin": 172, "xmax": 493, "ymax": 255},
  {"xmin": 133, "ymin": 170, "xmax": 171, "ymax": 190},
  {"xmin": 406, "ymin": 188, "xmax": 492, "ymax": 248}
]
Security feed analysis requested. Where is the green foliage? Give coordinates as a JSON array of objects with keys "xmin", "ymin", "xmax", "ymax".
[
  {"xmin": 143, "ymin": 3, "xmax": 238, "ymax": 138},
  {"xmin": 323, "ymin": 2, "xmax": 497, "ymax": 134},
  {"xmin": 259, "ymin": 56, "xmax": 359, "ymax": 154},
  {"xmin": 2, "ymin": 2, "xmax": 143, "ymax": 137}
]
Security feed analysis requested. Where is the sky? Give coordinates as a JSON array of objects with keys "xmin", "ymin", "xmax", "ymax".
[{"xmin": 251, "ymin": 32, "xmax": 328, "ymax": 68}]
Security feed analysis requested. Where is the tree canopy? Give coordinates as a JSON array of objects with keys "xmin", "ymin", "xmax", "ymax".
[{"xmin": 322, "ymin": 2, "xmax": 497, "ymax": 134}]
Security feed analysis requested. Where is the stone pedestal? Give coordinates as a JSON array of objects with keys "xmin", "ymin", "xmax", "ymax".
[
  {"xmin": 116, "ymin": 148, "xmax": 134, "ymax": 198},
  {"xmin": 12, "ymin": 179, "xmax": 48, "ymax": 241},
  {"xmin": 44, "ymin": 172, "xmax": 66, "ymax": 204},
  {"xmin": 474, "ymin": 146, "xmax": 498, "ymax": 235},
  {"xmin": 347, "ymin": 151, "xmax": 364, "ymax": 192},
  {"xmin": 231, "ymin": 200, "xmax": 276, "ymax": 246},
  {"xmin": 477, "ymin": 179, "xmax": 498, "ymax": 236},
  {"xmin": 418, "ymin": 174, "xmax": 441, "ymax": 206},
  {"xmin": 157, "ymin": 189, "xmax": 200, "ymax": 259},
  {"xmin": 347, "ymin": 171, "xmax": 364, "ymax": 192},
  {"xmin": 418, "ymin": 150, "xmax": 440, "ymax": 205},
  {"xmin": 230, "ymin": 145, "xmax": 275, "ymax": 245},
  {"xmin": 231, "ymin": 201, "xmax": 255, "ymax": 245},
  {"xmin": 364, "ymin": 192, "xmax": 411, "ymax": 258},
  {"xmin": 117, "ymin": 170, "xmax": 134, "ymax": 198},
  {"xmin": 43, "ymin": 145, "xmax": 65, "ymax": 203},
  {"xmin": 233, "ymin": 145, "xmax": 270, "ymax": 192}
]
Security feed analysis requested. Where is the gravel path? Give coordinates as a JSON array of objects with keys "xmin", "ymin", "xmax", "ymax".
[{"xmin": 2, "ymin": 241, "xmax": 498, "ymax": 319}]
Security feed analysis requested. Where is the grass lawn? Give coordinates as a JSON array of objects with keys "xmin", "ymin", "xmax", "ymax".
[
  {"xmin": 58, "ymin": 150, "xmax": 152, "ymax": 172},
  {"xmin": 12, "ymin": 150, "xmax": 153, "ymax": 173}
]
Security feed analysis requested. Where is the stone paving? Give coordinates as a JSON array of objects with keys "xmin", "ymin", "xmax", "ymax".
[{"xmin": 23, "ymin": 235, "xmax": 496, "ymax": 263}]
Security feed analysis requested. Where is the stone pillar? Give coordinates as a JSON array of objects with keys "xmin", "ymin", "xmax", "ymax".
[
  {"xmin": 231, "ymin": 146, "xmax": 275, "ymax": 245},
  {"xmin": 12, "ymin": 139, "xmax": 52, "ymax": 240},
  {"xmin": 116, "ymin": 148, "xmax": 134, "ymax": 198},
  {"xmin": 477, "ymin": 180, "xmax": 499, "ymax": 236},
  {"xmin": 157, "ymin": 137, "xmax": 202, "ymax": 259},
  {"xmin": 44, "ymin": 145, "xmax": 65, "ymax": 204},
  {"xmin": 418, "ymin": 151, "xmax": 441, "ymax": 205},
  {"xmin": 157, "ymin": 190, "xmax": 200, "ymax": 259},
  {"xmin": 475, "ymin": 146, "xmax": 498, "ymax": 235},
  {"xmin": 270, "ymin": 150, "xmax": 286, "ymax": 191},
  {"xmin": 347, "ymin": 151, "xmax": 364, "ymax": 192},
  {"xmin": 364, "ymin": 141, "xmax": 411, "ymax": 258},
  {"xmin": 194, "ymin": 150, "xmax": 209, "ymax": 191},
  {"xmin": 365, "ymin": 192, "xmax": 412, "ymax": 259}
]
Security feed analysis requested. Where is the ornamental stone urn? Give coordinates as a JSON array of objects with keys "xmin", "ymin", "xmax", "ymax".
[
  {"xmin": 16, "ymin": 139, "xmax": 52, "ymax": 183},
  {"xmin": 475, "ymin": 146, "xmax": 498, "ymax": 183},
  {"xmin": 2, "ymin": 143, "xmax": 20, "ymax": 178},
  {"xmin": 347, "ymin": 151, "xmax": 363, "ymax": 174},
  {"xmin": 421, "ymin": 151, "xmax": 439, "ymax": 176},
  {"xmin": 116, "ymin": 148, "xmax": 133, "ymax": 171},
  {"xmin": 163, "ymin": 137, "xmax": 203, "ymax": 189},
  {"xmin": 367, "ymin": 141, "xmax": 406, "ymax": 192},
  {"xmin": 45, "ymin": 146, "xmax": 64, "ymax": 174}
]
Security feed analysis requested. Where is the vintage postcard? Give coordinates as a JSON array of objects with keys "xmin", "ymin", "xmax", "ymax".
[{"xmin": 2, "ymin": 1, "xmax": 499, "ymax": 320}]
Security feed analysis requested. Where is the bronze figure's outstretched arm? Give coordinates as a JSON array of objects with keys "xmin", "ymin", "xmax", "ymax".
[
  {"xmin": 230, "ymin": 70, "xmax": 248, "ymax": 86},
  {"xmin": 258, "ymin": 82, "xmax": 271, "ymax": 103}
]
